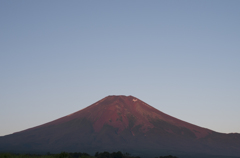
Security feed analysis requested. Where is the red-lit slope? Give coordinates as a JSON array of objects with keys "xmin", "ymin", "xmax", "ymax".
[
  {"xmin": 34, "ymin": 95, "xmax": 211, "ymax": 138},
  {"xmin": 0, "ymin": 95, "xmax": 240, "ymax": 158}
]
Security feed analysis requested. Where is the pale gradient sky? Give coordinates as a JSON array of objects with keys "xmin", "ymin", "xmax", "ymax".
[{"xmin": 1, "ymin": 0, "xmax": 240, "ymax": 136}]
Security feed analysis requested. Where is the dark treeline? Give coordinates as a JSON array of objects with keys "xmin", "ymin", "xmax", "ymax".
[
  {"xmin": 0, "ymin": 152, "xmax": 178, "ymax": 158},
  {"xmin": 94, "ymin": 151, "xmax": 139, "ymax": 158}
]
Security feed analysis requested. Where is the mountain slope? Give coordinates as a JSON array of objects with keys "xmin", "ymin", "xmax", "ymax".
[{"xmin": 0, "ymin": 95, "xmax": 240, "ymax": 158}]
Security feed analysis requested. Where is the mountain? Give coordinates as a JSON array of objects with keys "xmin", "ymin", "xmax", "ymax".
[{"xmin": 0, "ymin": 95, "xmax": 240, "ymax": 158}]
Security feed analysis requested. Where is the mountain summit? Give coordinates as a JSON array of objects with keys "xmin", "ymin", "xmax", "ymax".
[
  {"xmin": 0, "ymin": 95, "xmax": 240, "ymax": 158},
  {"xmin": 61, "ymin": 95, "xmax": 212, "ymax": 138}
]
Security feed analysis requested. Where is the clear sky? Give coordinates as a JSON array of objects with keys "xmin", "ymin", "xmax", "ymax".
[{"xmin": 1, "ymin": 0, "xmax": 240, "ymax": 136}]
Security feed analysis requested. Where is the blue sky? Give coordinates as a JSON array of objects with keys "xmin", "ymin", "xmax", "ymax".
[{"xmin": 1, "ymin": 0, "xmax": 240, "ymax": 136}]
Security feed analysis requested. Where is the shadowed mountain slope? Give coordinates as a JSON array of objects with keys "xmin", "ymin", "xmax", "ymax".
[{"xmin": 0, "ymin": 95, "xmax": 240, "ymax": 158}]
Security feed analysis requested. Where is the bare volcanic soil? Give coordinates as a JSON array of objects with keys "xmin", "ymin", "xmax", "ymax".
[{"xmin": 0, "ymin": 95, "xmax": 240, "ymax": 158}]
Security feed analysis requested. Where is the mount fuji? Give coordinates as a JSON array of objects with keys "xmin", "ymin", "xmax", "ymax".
[{"xmin": 0, "ymin": 95, "xmax": 240, "ymax": 158}]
